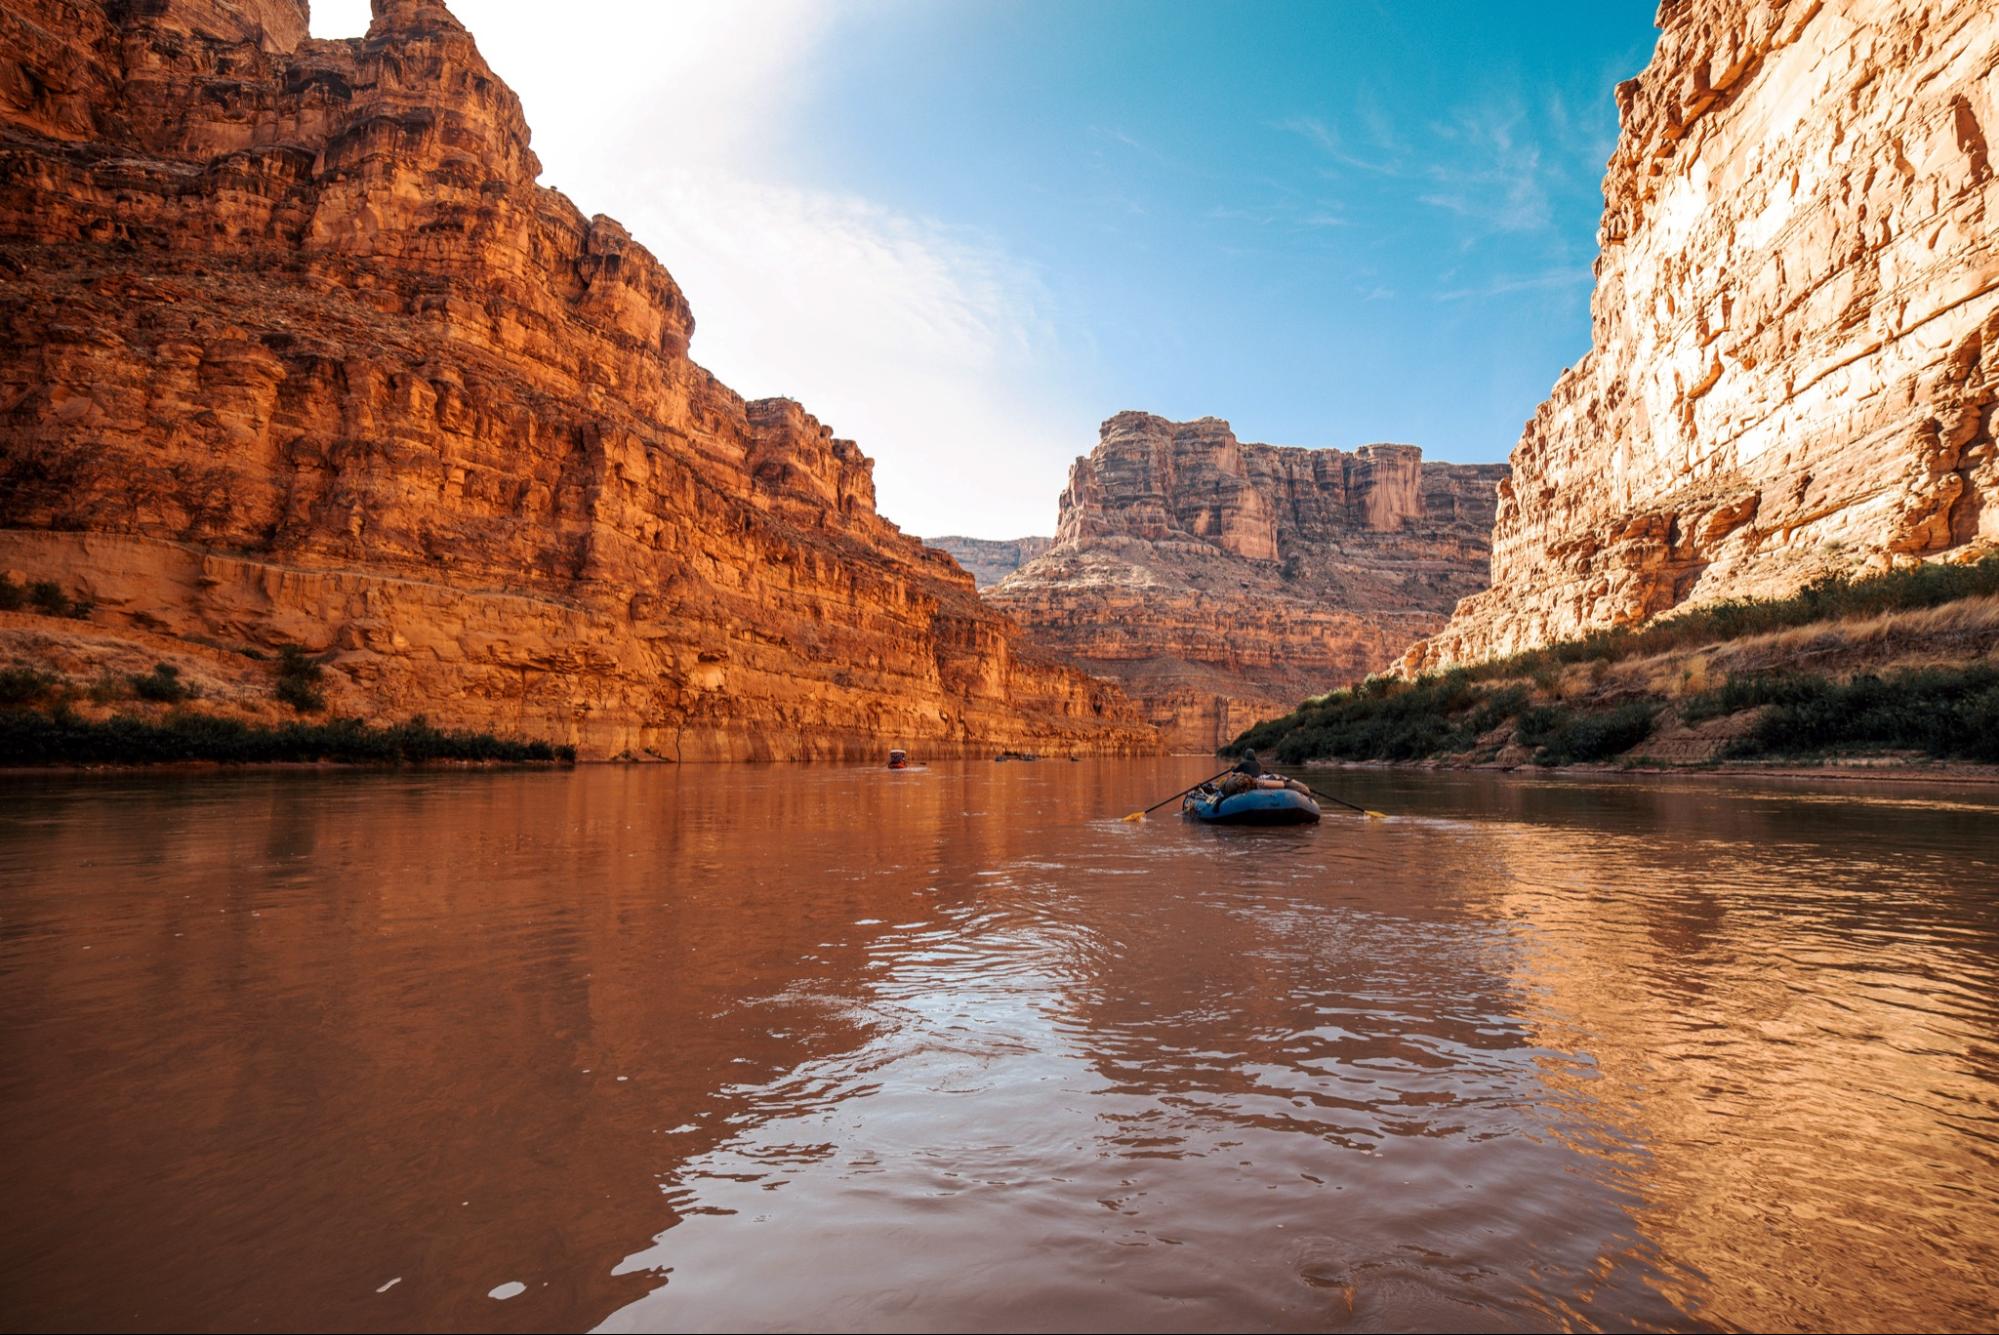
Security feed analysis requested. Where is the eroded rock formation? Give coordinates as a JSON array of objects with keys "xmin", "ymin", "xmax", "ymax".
[
  {"xmin": 923, "ymin": 536, "xmax": 1051, "ymax": 588},
  {"xmin": 987, "ymin": 413, "xmax": 1504, "ymax": 750},
  {"xmin": 1412, "ymin": 0, "xmax": 1999, "ymax": 671},
  {"xmin": 0, "ymin": 0, "xmax": 1156, "ymax": 759}
]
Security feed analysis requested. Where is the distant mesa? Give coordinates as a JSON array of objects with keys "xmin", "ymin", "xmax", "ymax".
[
  {"xmin": 924, "ymin": 537, "xmax": 1052, "ymax": 588},
  {"xmin": 983, "ymin": 411, "xmax": 1506, "ymax": 751}
]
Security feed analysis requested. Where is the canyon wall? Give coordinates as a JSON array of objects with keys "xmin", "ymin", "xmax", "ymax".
[
  {"xmin": 988, "ymin": 412, "xmax": 1504, "ymax": 751},
  {"xmin": 0, "ymin": 0, "xmax": 1156, "ymax": 759},
  {"xmin": 924, "ymin": 536, "xmax": 1052, "ymax": 588},
  {"xmin": 1412, "ymin": 0, "xmax": 1999, "ymax": 671}
]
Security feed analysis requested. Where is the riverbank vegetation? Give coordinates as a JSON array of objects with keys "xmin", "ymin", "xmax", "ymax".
[
  {"xmin": 0, "ymin": 709, "xmax": 576, "ymax": 766},
  {"xmin": 0, "ymin": 632, "xmax": 575, "ymax": 767},
  {"xmin": 1227, "ymin": 557, "xmax": 1999, "ymax": 769}
]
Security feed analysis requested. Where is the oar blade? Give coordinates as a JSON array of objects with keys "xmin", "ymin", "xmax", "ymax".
[{"xmin": 1122, "ymin": 765, "xmax": 1232, "ymax": 825}]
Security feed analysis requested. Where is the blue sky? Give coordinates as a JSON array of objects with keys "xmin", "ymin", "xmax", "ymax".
[{"xmin": 310, "ymin": 1, "xmax": 1660, "ymax": 537}]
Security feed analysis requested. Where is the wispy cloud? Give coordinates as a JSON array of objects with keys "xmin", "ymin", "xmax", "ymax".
[
  {"xmin": 1280, "ymin": 86, "xmax": 1598, "ymax": 247},
  {"xmin": 1414, "ymin": 97, "xmax": 1561, "ymax": 238},
  {"xmin": 311, "ymin": 0, "xmax": 1092, "ymax": 537},
  {"xmin": 611, "ymin": 168, "xmax": 1093, "ymax": 532},
  {"xmin": 1275, "ymin": 115, "xmax": 1406, "ymax": 176},
  {"xmin": 1435, "ymin": 266, "xmax": 1592, "ymax": 301}
]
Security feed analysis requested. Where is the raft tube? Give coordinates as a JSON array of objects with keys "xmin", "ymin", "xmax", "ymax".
[{"xmin": 1182, "ymin": 787, "xmax": 1322, "ymax": 826}]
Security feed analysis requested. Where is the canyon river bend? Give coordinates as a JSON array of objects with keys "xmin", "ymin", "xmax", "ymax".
[{"xmin": 3, "ymin": 762, "xmax": 1995, "ymax": 1333}]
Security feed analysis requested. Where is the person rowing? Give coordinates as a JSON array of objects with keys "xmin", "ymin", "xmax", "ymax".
[
  {"xmin": 1215, "ymin": 748, "xmax": 1311, "ymax": 798},
  {"xmin": 1122, "ymin": 751, "xmax": 1386, "ymax": 822}
]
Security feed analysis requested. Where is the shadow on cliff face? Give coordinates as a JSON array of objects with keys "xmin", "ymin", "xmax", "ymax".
[{"xmin": 0, "ymin": 0, "xmax": 1156, "ymax": 762}]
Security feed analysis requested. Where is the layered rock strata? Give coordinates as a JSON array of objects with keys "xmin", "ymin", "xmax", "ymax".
[
  {"xmin": 1412, "ymin": 0, "xmax": 1999, "ymax": 671},
  {"xmin": 923, "ymin": 536, "xmax": 1051, "ymax": 588},
  {"xmin": 0, "ymin": 0, "xmax": 1156, "ymax": 759},
  {"xmin": 987, "ymin": 412, "xmax": 1505, "ymax": 751}
]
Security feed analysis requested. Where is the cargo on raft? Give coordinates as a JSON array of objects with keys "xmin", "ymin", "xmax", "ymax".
[{"xmin": 1181, "ymin": 777, "xmax": 1322, "ymax": 826}]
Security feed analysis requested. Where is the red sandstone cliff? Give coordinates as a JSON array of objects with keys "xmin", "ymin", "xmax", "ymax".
[
  {"xmin": 987, "ymin": 413, "xmax": 1504, "ymax": 751},
  {"xmin": 0, "ymin": 0, "xmax": 1156, "ymax": 759},
  {"xmin": 1411, "ymin": 0, "xmax": 1999, "ymax": 671}
]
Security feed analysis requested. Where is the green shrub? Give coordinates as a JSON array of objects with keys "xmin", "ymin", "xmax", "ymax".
[
  {"xmin": 1681, "ymin": 672, "xmax": 1829, "ymax": 723},
  {"xmin": 1457, "ymin": 554, "xmax": 1999, "ymax": 682},
  {"xmin": 0, "ymin": 667, "xmax": 57, "ymax": 706},
  {"xmin": 1543, "ymin": 702, "xmax": 1658, "ymax": 765},
  {"xmin": 1512, "ymin": 701, "xmax": 1658, "ymax": 764},
  {"xmin": 1513, "ymin": 704, "xmax": 1568, "ymax": 749},
  {"xmin": 273, "ymin": 644, "xmax": 326, "ymax": 713},
  {"xmin": 1468, "ymin": 685, "xmax": 1530, "ymax": 735},
  {"xmin": 130, "ymin": 663, "xmax": 197, "ymax": 703},
  {"xmin": 9, "ymin": 578, "xmax": 90, "ymax": 619},
  {"xmin": 1227, "ymin": 555, "xmax": 1999, "ymax": 765},
  {"xmin": 1714, "ymin": 664, "xmax": 1999, "ymax": 763},
  {"xmin": 1242, "ymin": 692, "xmax": 1655, "ymax": 768},
  {"xmin": 1228, "ymin": 672, "xmax": 1500, "ymax": 764},
  {"xmin": 275, "ymin": 677, "xmax": 324, "ymax": 712},
  {"xmin": 0, "ymin": 710, "xmax": 576, "ymax": 766},
  {"xmin": 27, "ymin": 581, "xmax": 65, "ymax": 614}
]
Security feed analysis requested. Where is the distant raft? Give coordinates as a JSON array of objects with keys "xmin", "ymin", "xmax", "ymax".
[{"xmin": 1181, "ymin": 784, "xmax": 1322, "ymax": 826}]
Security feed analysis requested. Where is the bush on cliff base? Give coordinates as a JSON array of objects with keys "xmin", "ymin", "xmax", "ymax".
[
  {"xmin": 1227, "ymin": 556, "xmax": 1999, "ymax": 769},
  {"xmin": 1515, "ymin": 701, "xmax": 1658, "ymax": 766},
  {"xmin": 1459, "ymin": 554, "xmax": 1999, "ymax": 683},
  {"xmin": 0, "ymin": 710, "xmax": 577, "ymax": 767},
  {"xmin": 273, "ymin": 644, "xmax": 327, "ymax": 713},
  {"xmin": 0, "ymin": 576, "xmax": 93, "ymax": 619},
  {"xmin": 1691, "ymin": 664, "xmax": 1999, "ymax": 763},
  {"xmin": 131, "ymin": 663, "xmax": 198, "ymax": 703},
  {"xmin": 0, "ymin": 667, "xmax": 58, "ymax": 707}
]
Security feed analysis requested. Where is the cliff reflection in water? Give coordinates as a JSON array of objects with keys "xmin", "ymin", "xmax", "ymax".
[
  {"xmin": 1, "ymin": 764, "xmax": 1994, "ymax": 1333},
  {"xmin": 1449, "ymin": 777, "xmax": 1999, "ymax": 1332}
]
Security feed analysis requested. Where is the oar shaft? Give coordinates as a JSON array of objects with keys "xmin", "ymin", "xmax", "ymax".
[
  {"xmin": 1140, "ymin": 767, "xmax": 1233, "ymax": 817},
  {"xmin": 1300, "ymin": 784, "xmax": 1384, "ymax": 819}
]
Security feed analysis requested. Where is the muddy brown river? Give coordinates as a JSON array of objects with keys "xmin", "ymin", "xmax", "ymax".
[{"xmin": 2, "ymin": 761, "xmax": 1996, "ymax": 1332}]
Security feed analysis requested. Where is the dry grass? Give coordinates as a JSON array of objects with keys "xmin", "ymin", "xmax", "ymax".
[
  {"xmin": 0, "ymin": 614, "xmax": 289, "ymax": 722},
  {"xmin": 1231, "ymin": 567, "xmax": 1999, "ymax": 769},
  {"xmin": 1602, "ymin": 593, "xmax": 1999, "ymax": 700}
]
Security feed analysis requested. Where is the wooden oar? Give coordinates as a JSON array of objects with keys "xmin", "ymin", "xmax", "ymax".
[
  {"xmin": 1300, "ymin": 784, "xmax": 1387, "ymax": 820},
  {"xmin": 1121, "ymin": 767, "xmax": 1233, "ymax": 822}
]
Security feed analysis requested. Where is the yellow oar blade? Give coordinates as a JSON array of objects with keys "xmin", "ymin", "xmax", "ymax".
[
  {"xmin": 1122, "ymin": 811, "xmax": 1146, "ymax": 823},
  {"xmin": 1366, "ymin": 809, "xmax": 1386, "ymax": 820}
]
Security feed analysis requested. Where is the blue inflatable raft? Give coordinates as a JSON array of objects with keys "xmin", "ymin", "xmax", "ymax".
[{"xmin": 1181, "ymin": 785, "xmax": 1322, "ymax": 826}]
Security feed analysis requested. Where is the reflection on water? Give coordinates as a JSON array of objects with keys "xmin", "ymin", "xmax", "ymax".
[{"xmin": 1, "ymin": 763, "xmax": 1995, "ymax": 1332}]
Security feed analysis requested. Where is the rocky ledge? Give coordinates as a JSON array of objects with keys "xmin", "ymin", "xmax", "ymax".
[{"xmin": 0, "ymin": 0, "xmax": 1156, "ymax": 759}]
